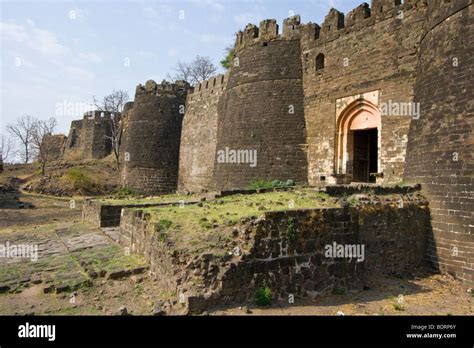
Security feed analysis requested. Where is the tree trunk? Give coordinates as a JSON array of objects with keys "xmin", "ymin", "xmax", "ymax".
[{"xmin": 24, "ymin": 144, "xmax": 29, "ymax": 164}]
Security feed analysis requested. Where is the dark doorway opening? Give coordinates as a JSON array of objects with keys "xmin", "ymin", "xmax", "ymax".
[{"xmin": 352, "ymin": 128, "xmax": 377, "ymax": 183}]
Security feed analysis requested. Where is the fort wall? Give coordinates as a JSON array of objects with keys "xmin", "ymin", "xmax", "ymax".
[
  {"xmin": 41, "ymin": 134, "xmax": 67, "ymax": 161},
  {"xmin": 63, "ymin": 111, "xmax": 113, "ymax": 160},
  {"xmin": 404, "ymin": 0, "xmax": 473, "ymax": 286},
  {"xmin": 121, "ymin": 80, "xmax": 190, "ymax": 195},
  {"xmin": 213, "ymin": 16, "xmax": 308, "ymax": 190},
  {"xmin": 178, "ymin": 74, "xmax": 228, "ymax": 192}
]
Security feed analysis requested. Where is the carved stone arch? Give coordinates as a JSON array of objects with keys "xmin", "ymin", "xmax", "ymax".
[{"xmin": 335, "ymin": 98, "xmax": 381, "ymax": 182}]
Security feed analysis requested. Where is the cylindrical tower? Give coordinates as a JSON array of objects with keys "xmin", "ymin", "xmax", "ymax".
[
  {"xmin": 404, "ymin": 0, "xmax": 473, "ymax": 286},
  {"xmin": 212, "ymin": 17, "xmax": 308, "ymax": 190},
  {"xmin": 121, "ymin": 80, "xmax": 189, "ymax": 195}
]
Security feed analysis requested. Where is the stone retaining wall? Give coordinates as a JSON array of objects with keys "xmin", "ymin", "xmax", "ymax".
[
  {"xmin": 118, "ymin": 192, "xmax": 430, "ymax": 313},
  {"xmin": 82, "ymin": 199, "xmax": 199, "ymax": 228}
]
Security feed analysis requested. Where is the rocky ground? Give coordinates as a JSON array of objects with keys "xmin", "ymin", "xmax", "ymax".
[
  {"xmin": 211, "ymin": 270, "xmax": 473, "ymax": 316},
  {"xmin": 0, "ymin": 176, "xmax": 472, "ymax": 316}
]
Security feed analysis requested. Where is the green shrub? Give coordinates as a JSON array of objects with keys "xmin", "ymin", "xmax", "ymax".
[
  {"xmin": 393, "ymin": 303, "xmax": 404, "ymax": 311},
  {"xmin": 63, "ymin": 168, "xmax": 97, "ymax": 194},
  {"xmin": 247, "ymin": 179, "xmax": 275, "ymax": 190},
  {"xmin": 158, "ymin": 219, "xmax": 173, "ymax": 230},
  {"xmin": 198, "ymin": 218, "xmax": 212, "ymax": 229},
  {"xmin": 115, "ymin": 186, "xmax": 135, "ymax": 198},
  {"xmin": 158, "ymin": 233, "xmax": 167, "ymax": 243},
  {"xmin": 347, "ymin": 196, "xmax": 358, "ymax": 207},
  {"xmin": 255, "ymin": 280, "xmax": 272, "ymax": 306},
  {"xmin": 286, "ymin": 217, "xmax": 298, "ymax": 243}
]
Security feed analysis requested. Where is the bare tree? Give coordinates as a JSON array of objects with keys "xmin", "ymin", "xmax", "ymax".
[
  {"xmin": 31, "ymin": 117, "xmax": 58, "ymax": 175},
  {"xmin": 166, "ymin": 61, "xmax": 193, "ymax": 83},
  {"xmin": 168, "ymin": 55, "xmax": 218, "ymax": 85},
  {"xmin": 0, "ymin": 134, "xmax": 12, "ymax": 163},
  {"xmin": 7, "ymin": 115, "xmax": 36, "ymax": 164},
  {"xmin": 93, "ymin": 90, "xmax": 129, "ymax": 168}
]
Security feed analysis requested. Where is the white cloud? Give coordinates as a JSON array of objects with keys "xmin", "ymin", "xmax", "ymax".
[
  {"xmin": 29, "ymin": 27, "xmax": 70, "ymax": 57},
  {"xmin": 0, "ymin": 21, "xmax": 70, "ymax": 58},
  {"xmin": 0, "ymin": 22, "xmax": 29, "ymax": 42}
]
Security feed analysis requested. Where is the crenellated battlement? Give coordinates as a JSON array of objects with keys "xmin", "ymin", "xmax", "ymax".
[
  {"xmin": 299, "ymin": 1, "xmax": 416, "ymax": 46},
  {"xmin": 188, "ymin": 73, "xmax": 229, "ymax": 96},
  {"xmin": 233, "ymin": 2, "xmax": 434, "ymax": 50},
  {"xmin": 83, "ymin": 110, "xmax": 113, "ymax": 120},
  {"xmin": 135, "ymin": 79, "xmax": 190, "ymax": 97},
  {"xmin": 234, "ymin": 15, "xmax": 303, "ymax": 50}
]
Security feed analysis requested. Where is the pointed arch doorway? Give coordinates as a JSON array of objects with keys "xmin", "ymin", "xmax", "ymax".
[{"xmin": 335, "ymin": 98, "xmax": 381, "ymax": 183}]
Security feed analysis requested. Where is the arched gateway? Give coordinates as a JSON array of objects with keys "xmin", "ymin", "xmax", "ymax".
[{"xmin": 335, "ymin": 99, "xmax": 381, "ymax": 183}]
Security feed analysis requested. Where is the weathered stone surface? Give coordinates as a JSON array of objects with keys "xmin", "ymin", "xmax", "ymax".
[
  {"xmin": 178, "ymin": 74, "xmax": 228, "ymax": 192},
  {"xmin": 63, "ymin": 111, "xmax": 114, "ymax": 160},
  {"xmin": 404, "ymin": 1, "xmax": 474, "ymax": 286},
  {"xmin": 67, "ymin": 1, "xmax": 473, "ymax": 287},
  {"xmin": 121, "ymin": 80, "xmax": 190, "ymax": 195},
  {"xmin": 118, "ymin": 191, "xmax": 430, "ymax": 313}
]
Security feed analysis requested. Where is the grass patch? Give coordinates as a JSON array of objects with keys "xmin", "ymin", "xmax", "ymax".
[
  {"xmin": 393, "ymin": 302, "xmax": 405, "ymax": 311},
  {"xmin": 139, "ymin": 188, "xmax": 339, "ymax": 254},
  {"xmin": 99, "ymin": 192, "xmax": 200, "ymax": 206},
  {"xmin": 247, "ymin": 179, "xmax": 295, "ymax": 190},
  {"xmin": 157, "ymin": 219, "xmax": 173, "ymax": 230},
  {"xmin": 198, "ymin": 218, "xmax": 212, "ymax": 229},
  {"xmin": 114, "ymin": 186, "xmax": 136, "ymax": 199}
]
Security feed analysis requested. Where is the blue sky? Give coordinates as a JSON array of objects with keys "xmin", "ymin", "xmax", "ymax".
[{"xmin": 1, "ymin": 0, "xmax": 362, "ymax": 135}]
